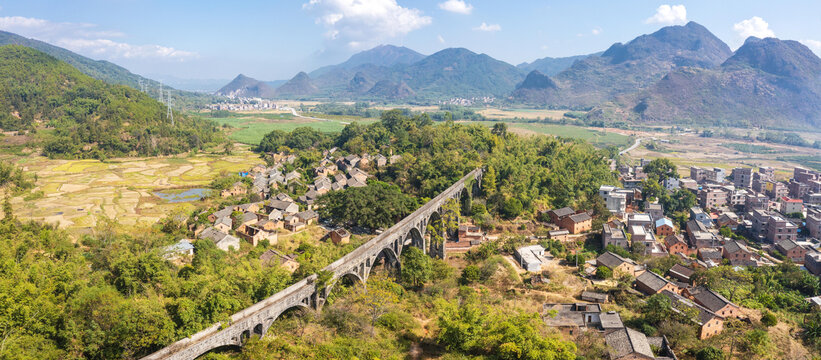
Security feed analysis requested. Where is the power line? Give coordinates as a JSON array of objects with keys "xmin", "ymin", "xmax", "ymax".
[{"xmin": 167, "ymin": 90, "xmax": 175, "ymax": 126}]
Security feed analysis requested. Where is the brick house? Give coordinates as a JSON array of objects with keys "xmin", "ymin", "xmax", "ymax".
[
  {"xmin": 635, "ymin": 271, "xmax": 679, "ymax": 296},
  {"xmin": 684, "ymin": 287, "xmax": 740, "ymax": 318},
  {"xmin": 330, "ymin": 228, "xmax": 351, "ymax": 245},
  {"xmin": 722, "ymin": 240, "xmax": 753, "ymax": 264},
  {"xmin": 775, "ymin": 239, "xmax": 807, "ymax": 263},
  {"xmin": 559, "ymin": 212, "xmax": 592, "ymax": 234},
  {"xmin": 546, "ymin": 207, "xmax": 575, "ymax": 224},
  {"xmin": 664, "ymin": 234, "xmax": 693, "ymax": 256},
  {"xmin": 654, "ymin": 218, "xmax": 675, "ymax": 237},
  {"xmin": 596, "ymin": 252, "xmax": 643, "ymax": 277},
  {"xmin": 661, "ymin": 290, "xmax": 725, "ymax": 339}
]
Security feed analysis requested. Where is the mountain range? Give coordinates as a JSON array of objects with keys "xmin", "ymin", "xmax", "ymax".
[
  {"xmin": 2, "ymin": 22, "xmax": 820, "ymax": 129},
  {"xmin": 232, "ymin": 21, "xmax": 819, "ymax": 129}
]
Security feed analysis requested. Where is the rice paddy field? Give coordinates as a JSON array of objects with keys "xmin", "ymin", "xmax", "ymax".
[{"xmin": 8, "ymin": 148, "xmax": 263, "ymax": 231}]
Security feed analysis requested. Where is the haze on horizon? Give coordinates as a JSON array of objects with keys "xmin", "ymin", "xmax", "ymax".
[{"xmin": 1, "ymin": 0, "xmax": 820, "ymax": 83}]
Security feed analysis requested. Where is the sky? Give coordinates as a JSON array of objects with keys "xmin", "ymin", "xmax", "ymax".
[{"xmin": 1, "ymin": 0, "xmax": 820, "ymax": 82}]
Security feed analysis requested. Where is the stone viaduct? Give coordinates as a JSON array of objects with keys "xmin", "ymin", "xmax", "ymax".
[{"xmin": 142, "ymin": 168, "xmax": 482, "ymax": 360}]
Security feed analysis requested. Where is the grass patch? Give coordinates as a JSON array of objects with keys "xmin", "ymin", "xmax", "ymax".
[
  {"xmin": 209, "ymin": 112, "xmax": 376, "ymax": 145},
  {"xmin": 722, "ymin": 143, "xmax": 777, "ymax": 154},
  {"xmin": 466, "ymin": 121, "xmax": 631, "ymax": 148},
  {"xmin": 777, "ymin": 155, "xmax": 821, "ymax": 171}
]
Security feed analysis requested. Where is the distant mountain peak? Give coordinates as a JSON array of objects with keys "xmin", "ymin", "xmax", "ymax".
[
  {"xmin": 517, "ymin": 70, "xmax": 558, "ymax": 90},
  {"xmin": 216, "ymin": 74, "xmax": 276, "ymax": 98}
]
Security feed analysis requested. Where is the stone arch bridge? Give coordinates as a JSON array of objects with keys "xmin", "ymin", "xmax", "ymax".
[{"xmin": 142, "ymin": 168, "xmax": 482, "ymax": 360}]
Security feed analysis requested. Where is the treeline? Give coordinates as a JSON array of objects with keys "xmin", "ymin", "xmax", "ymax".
[{"xmin": 0, "ymin": 45, "xmax": 223, "ymax": 159}]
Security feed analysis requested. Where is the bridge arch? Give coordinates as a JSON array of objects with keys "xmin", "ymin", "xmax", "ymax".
[{"xmin": 403, "ymin": 227, "xmax": 425, "ymax": 254}]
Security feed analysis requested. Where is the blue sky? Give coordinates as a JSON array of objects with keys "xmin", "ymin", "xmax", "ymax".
[{"xmin": 1, "ymin": 0, "xmax": 820, "ymax": 82}]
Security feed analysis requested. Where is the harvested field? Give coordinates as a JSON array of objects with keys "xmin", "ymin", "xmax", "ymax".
[{"xmin": 7, "ymin": 147, "xmax": 263, "ymax": 231}]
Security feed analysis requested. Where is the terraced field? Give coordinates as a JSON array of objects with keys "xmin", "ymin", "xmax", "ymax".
[{"xmin": 9, "ymin": 148, "xmax": 263, "ymax": 231}]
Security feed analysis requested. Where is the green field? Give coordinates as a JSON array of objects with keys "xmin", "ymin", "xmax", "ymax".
[
  {"xmin": 721, "ymin": 142, "xmax": 778, "ymax": 154},
  {"xmin": 465, "ymin": 121, "xmax": 631, "ymax": 148},
  {"xmin": 208, "ymin": 113, "xmax": 376, "ymax": 145}
]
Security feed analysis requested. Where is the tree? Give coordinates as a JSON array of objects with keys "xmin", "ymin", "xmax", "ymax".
[
  {"xmin": 400, "ymin": 247, "xmax": 432, "ymax": 288},
  {"xmin": 352, "ymin": 273, "xmax": 402, "ymax": 334},
  {"xmin": 596, "ymin": 266, "xmax": 612, "ymax": 279},
  {"xmin": 644, "ymin": 294, "xmax": 672, "ymax": 324},
  {"xmin": 316, "ymin": 181, "xmax": 418, "ymax": 230},
  {"xmin": 502, "ymin": 197, "xmax": 523, "ymax": 219},
  {"xmin": 643, "ymin": 158, "xmax": 678, "ymax": 180},
  {"xmin": 491, "ymin": 122, "xmax": 508, "ymax": 137},
  {"xmin": 482, "ymin": 165, "xmax": 497, "ymax": 196}
]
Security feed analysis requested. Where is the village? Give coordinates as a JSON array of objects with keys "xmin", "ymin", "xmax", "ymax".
[
  {"xmin": 160, "ymin": 150, "xmax": 821, "ymax": 360},
  {"xmin": 503, "ymin": 162, "xmax": 821, "ymax": 359}
]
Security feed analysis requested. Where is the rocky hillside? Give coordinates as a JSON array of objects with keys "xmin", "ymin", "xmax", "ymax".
[
  {"xmin": 216, "ymin": 74, "xmax": 277, "ymax": 98},
  {"xmin": 513, "ymin": 22, "xmax": 733, "ymax": 108},
  {"xmin": 623, "ymin": 37, "xmax": 821, "ymax": 129}
]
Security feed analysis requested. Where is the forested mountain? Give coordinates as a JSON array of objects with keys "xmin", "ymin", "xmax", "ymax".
[
  {"xmin": 517, "ymin": 53, "xmax": 594, "ymax": 76},
  {"xmin": 215, "ymin": 74, "xmax": 277, "ymax": 98},
  {"xmin": 0, "ymin": 45, "xmax": 222, "ymax": 158},
  {"xmin": 622, "ymin": 37, "xmax": 821, "ymax": 129},
  {"xmin": 0, "ymin": 30, "xmax": 218, "ymax": 107},
  {"xmin": 512, "ymin": 21, "xmax": 733, "ymax": 107}
]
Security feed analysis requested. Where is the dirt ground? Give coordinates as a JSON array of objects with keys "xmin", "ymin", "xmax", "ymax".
[{"xmin": 623, "ymin": 131, "xmax": 821, "ymax": 179}]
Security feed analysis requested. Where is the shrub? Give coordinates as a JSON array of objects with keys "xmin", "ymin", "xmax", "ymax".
[
  {"xmin": 761, "ymin": 311, "xmax": 777, "ymax": 327},
  {"xmin": 460, "ymin": 265, "xmax": 480, "ymax": 284},
  {"xmin": 596, "ymin": 266, "xmax": 612, "ymax": 279}
]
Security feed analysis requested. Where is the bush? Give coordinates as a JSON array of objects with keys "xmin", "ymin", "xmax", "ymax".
[
  {"xmin": 460, "ymin": 265, "xmax": 481, "ymax": 284},
  {"xmin": 695, "ymin": 346, "xmax": 724, "ymax": 360},
  {"xmin": 761, "ymin": 311, "xmax": 777, "ymax": 327},
  {"xmin": 596, "ymin": 266, "xmax": 612, "ymax": 279}
]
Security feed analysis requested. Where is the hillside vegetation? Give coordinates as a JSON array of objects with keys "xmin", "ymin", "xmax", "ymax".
[
  {"xmin": 0, "ymin": 45, "xmax": 223, "ymax": 158},
  {"xmin": 0, "ymin": 30, "xmax": 219, "ymax": 108}
]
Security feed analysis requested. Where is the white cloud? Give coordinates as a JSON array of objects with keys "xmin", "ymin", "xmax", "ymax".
[
  {"xmin": 438, "ymin": 0, "xmax": 473, "ymax": 15},
  {"xmin": 303, "ymin": 0, "xmax": 431, "ymax": 49},
  {"xmin": 645, "ymin": 4, "xmax": 687, "ymax": 25},
  {"xmin": 438, "ymin": 34, "xmax": 446, "ymax": 44},
  {"xmin": 0, "ymin": 16, "xmax": 196, "ymax": 61},
  {"xmin": 473, "ymin": 22, "xmax": 501, "ymax": 32},
  {"xmin": 591, "ymin": 27, "xmax": 602, "ymax": 35},
  {"xmin": 56, "ymin": 38, "xmax": 197, "ymax": 60},
  {"xmin": 801, "ymin": 39, "xmax": 821, "ymax": 56},
  {"xmin": 733, "ymin": 16, "xmax": 775, "ymax": 39}
]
